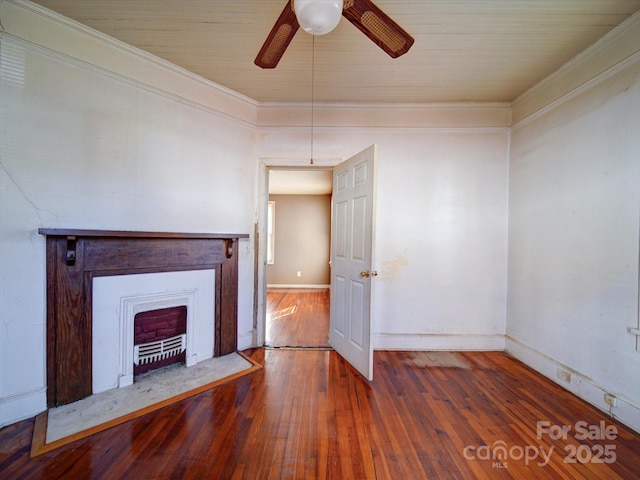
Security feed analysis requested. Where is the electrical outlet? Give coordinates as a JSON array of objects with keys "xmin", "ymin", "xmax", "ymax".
[
  {"xmin": 296, "ymin": 271, "xmax": 301, "ymax": 277},
  {"xmin": 557, "ymin": 368, "xmax": 571, "ymax": 383},
  {"xmin": 604, "ymin": 394, "xmax": 617, "ymax": 407}
]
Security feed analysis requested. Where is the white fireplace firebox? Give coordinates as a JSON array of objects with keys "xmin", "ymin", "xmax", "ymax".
[{"xmin": 92, "ymin": 270, "xmax": 215, "ymax": 394}]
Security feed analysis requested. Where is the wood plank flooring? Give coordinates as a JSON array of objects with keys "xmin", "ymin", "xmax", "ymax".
[
  {"xmin": 265, "ymin": 288, "xmax": 330, "ymax": 348},
  {"xmin": 2, "ymin": 349, "xmax": 640, "ymax": 479}
]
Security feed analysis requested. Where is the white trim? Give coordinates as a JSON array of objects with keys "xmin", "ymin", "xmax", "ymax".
[
  {"xmin": 267, "ymin": 284, "xmax": 330, "ymax": 289},
  {"xmin": 2, "ymin": 0, "xmax": 257, "ymax": 127},
  {"xmin": 267, "ymin": 201, "xmax": 275, "ymax": 265},
  {"xmin": 512, "ymin": 10, "xmax": 640, "ymax": 125},
  {"xmin": 119, "ymin": 291, "xmax": 197, "ymax": 388},
  {"xmin": 0, "ymin": 387, "xmax": 46, "ymax": 428},
  {"xmin": 258, "ymin": 160, "xmax": 338, "ymax": 347},
  {"xmin": 512, "ymin": 50, "xmax": 640, "ymax": 130},
  {"xmin": 261, "ymin": 157, "xmax": 343, "ymax": 168},
  {"xmin": 506, "ymin": 336, "xmax": 640, "ymax": 434},
  {"xmin": 373, "ymin": 333, "xmax": 505, "ymax": 351},
  {"xmin": 257, "ymin": 102, "xmax": 512, "ymax": 128},
  {"xmin": 0, "ymin": 34, "xmax": 256, "ymax": 129},
  {"xmin": 259, "ymin": 125, "xmax": 512, "ymax": 136},
  {"xmin": 260, "ymin": 101, "xmax": 512, "ymax": 110},
  {"xmin": 629, "ymin": 327, "xmax": 640, "ymax": 352},
  {"xmin": 238, "ymin": 329, "xmax": 258, "ymax": 351},
  {"xmin": 6, "ymin": 0, "xmax": 255, "ymax": 103}
]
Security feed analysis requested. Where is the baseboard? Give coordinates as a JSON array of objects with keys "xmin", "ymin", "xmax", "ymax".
[
  {"xmin": 267, "ymin": 284, "xmax": 330, "ymax": 289},
  {"xmin": 506, "ymin": 336, "xmax": 640, "ymax": 434},
  {"xmin": 373, "ymin": 333, "xmax": 506, "ymax": 351},
  {"xmin": 0, "ymin": 387, "xmax": 47, "ymax": 428},
  {"xmin": 238, "ymin": 329, "xmax": 257, "ymax": 351}
]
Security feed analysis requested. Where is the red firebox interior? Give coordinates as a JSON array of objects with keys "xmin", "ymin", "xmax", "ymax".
[{"xmin": 133, "ymin": 306, "xmax": 187, "ymax": 377}]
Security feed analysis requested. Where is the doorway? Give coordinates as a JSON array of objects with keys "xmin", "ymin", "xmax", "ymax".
[
  {"xmin": 258, "ymin": 145, "xmax": 377, "ymax": 378},
  {"xmin": 265, "ymin": 168, "xmax": 332, "ymax": 348}
]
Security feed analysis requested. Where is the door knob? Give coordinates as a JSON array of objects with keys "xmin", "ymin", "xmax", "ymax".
[{"xmin": 360, "ymin": 270, "xmax": 378, "ymax": 278}]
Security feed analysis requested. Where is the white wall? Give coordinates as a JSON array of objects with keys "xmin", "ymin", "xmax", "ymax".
[
  {"xmin": 507, "ymin": 52, "xmax": 640, "ymax": 429},
  {"xmin": 4, "ymin": 0, "xmax": 638, "ymax": 435},
  {"xmin": 258, "ymin": 123, "xmax": 510, "ymax": 351},
  {"xmin": 0, "ymin": 1, "xmax": 257, "ymax": 426}
]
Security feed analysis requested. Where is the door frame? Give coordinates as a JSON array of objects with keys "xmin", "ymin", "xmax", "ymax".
[{"xmin": 256, "ymin": 157, "xmax": 342, "ymax": 348}]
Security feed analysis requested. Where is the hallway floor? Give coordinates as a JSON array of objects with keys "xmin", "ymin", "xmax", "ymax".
[{"xmin": 265, "ymin": 288, "xmax": 330, "ymax": 348}]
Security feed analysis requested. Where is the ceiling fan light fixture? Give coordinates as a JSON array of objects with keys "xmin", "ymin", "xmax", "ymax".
[
  {"xmin": 294, "ymin": 0, "xmax": 342, "ymax": 35},
  {"xmin": 256, "ymin": 0, "xmax": 414, "ymax": 69}
]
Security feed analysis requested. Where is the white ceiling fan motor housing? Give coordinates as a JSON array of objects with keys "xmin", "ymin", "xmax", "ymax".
[{"xmin": 294, "ymin": 0, "xmax": 343, "ymax": 35}]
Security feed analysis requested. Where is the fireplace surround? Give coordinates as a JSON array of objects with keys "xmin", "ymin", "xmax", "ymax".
[{"xmin": 39, "ymin": 229, "xmax": 249, "ymax": 407}]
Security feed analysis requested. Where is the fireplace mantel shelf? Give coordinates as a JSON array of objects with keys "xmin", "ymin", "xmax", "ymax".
[
  {"xmin": 39, "ymin": 228, "xmax": 249, "ymax": 240},
  {"xmin": 39, "ymin": 229, "xmax": 249, "ymax": 264},
  {"xmin": 40, "ymin": 228, "xmax": 248, "ymax": 407}
]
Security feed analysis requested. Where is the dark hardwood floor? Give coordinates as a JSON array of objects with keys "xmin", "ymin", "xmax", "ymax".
[
  {"xmin": 2, "ymin": 348, "xmax": 640, "ymax": 479},
  {"xmin": 266, "ymin": 288, "xmax": 330, "ymax": 348}
]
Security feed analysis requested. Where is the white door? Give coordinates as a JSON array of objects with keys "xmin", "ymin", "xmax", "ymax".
[{"xmin": 330, "ymin": 145, "xmax": 377, "ymax": 380}]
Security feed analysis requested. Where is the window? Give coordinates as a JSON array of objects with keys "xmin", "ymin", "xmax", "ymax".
[{"xmin": 267, "ymin": 201, "xmax": 275, "ymax": 265}]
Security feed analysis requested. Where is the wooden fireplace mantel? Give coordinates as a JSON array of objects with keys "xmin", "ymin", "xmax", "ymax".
[{"xmin": 39, "ymin": 228, "xmax": 249, "ymax": 407}]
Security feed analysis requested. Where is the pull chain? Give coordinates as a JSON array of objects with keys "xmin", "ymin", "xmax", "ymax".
[{"xmin": 310, "ymin": 35, "xmax": 315, "ymax": 165}]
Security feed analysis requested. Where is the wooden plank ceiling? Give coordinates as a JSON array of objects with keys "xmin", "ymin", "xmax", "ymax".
[{"xmin": 31, "ymin": 0, "xmax": 640, "ymax": 104}]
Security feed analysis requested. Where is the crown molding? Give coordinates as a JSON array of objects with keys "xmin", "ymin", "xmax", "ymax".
[
  {"xmin": 513, "ymin": 10, "xmax": 640, "ymax": 125},
  {"xmin": 257, "ymin": 102, "xmax": 512, "ymax": 128},
  {"xmin": 1, "ymin": 0, "xmax": 258, "ymax": 126}
]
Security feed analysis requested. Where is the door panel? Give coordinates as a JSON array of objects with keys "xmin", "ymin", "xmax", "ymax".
[
  {"xmin": 352, "ymin": 195, "xmax": 367, "ymax": 261},
  {"xmin": 350, "ymin": 280, "xmax": 365, "ymax": 347},
  {"xmin": 335, "ymin": 200, "xmax": 348, "ymax": 258},
  {"xmin": 329, "ymin": 145, "xmax": 376, "ymax": 380},
  {"xmin": 333, "ymin": 275, "xmax": 346, "ymax": 336}
]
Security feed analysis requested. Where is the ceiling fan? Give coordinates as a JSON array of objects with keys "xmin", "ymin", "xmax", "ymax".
[{"xmin": 255, "ymin": 0, "xmax": 414, "ymax": 69}]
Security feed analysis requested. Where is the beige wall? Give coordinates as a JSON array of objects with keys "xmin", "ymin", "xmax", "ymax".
[{"xmin": 267, "ymin": 194, "xmax": 331, "ymax": 286}]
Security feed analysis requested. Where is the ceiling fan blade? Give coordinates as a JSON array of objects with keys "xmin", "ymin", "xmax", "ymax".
[
  {"xmin": 255, "ymin": 1, "xmax": 300, "ymax": 69},
  {"xmin": 342, "ymin": 0, "xmax": 414, "ymax": 58}
]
